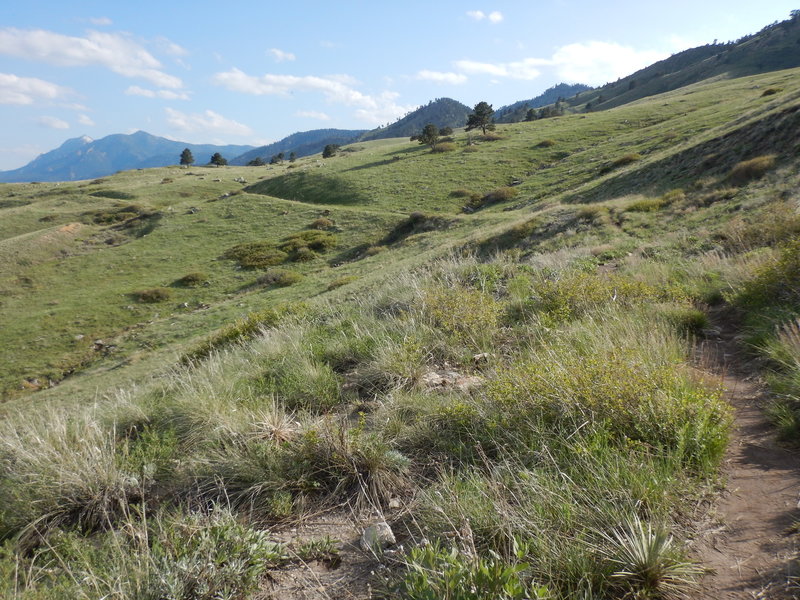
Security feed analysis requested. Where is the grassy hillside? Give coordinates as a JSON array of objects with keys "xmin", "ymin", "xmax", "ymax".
[{"xmin": 1, "ymin": 68, "xmax": 799, "ymax": 599}]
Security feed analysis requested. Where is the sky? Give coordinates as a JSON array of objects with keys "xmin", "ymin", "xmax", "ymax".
[{"xmin": 0, "ymin": 1, "xmax": 797, "ymax": 170}]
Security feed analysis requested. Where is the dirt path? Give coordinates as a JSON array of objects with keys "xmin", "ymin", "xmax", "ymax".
[{"xmin": 696, "ymin": 311, "xmax": 800, "ymax": 598}]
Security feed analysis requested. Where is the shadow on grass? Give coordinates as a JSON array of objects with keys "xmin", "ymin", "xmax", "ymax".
[{"xmin": 245, "ymin": 172, "xmax": 370, "ymax": 206}]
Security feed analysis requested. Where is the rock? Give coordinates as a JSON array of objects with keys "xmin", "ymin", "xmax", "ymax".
[
  {"xmin": 472, "ymin": 352, "xmax": 492, "ymax": 364},
  {"xmin": 360, "ymin": 521, "xmax": 395, "ymax": 551},
  {"xmin": 388, "ymin": 497, "xmax": 402, "ymax": 509}
]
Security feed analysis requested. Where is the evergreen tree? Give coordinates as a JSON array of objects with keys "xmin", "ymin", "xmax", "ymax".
[
  {"xmin": 209, "ymin": 152, "xmax": 227, "ymax": 166},
  {"xmin": 418, "ymin": 123, "xmax": 440, "ymax": 150},
  {"xmin": 179, "ymin": 148, "xmax": 194, "ymax": 166},
  {"xmin": 322, "ymin": 144, "xmax": 340, "ymax": 158},
  {"xmin": 465, "ymin": 101, "xmax": 495, "ymax": 135}
]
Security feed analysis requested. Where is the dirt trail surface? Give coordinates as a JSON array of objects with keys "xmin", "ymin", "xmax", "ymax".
[{"xmin": 696, "ymin": 311, "xmax": 800, "ymax": 599}]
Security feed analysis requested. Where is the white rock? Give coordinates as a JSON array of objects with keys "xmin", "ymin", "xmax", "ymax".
[{"xmin": 360, "ymin": 521, "xmax": 395, "ymax": 551}]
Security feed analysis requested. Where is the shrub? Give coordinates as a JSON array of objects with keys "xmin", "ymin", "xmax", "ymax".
[
  {"xmin": 257, "ymin": 269, "xmax": 303, "ymax": 287},
  {"xmin": 184, "ymin": 303, "xmax": 307, "ymax": 362},
  {"xmin": 423, "ymin": 285, "xmax": 502, "ymax": 349},
  {"xmin": 365, "ymin": 245, "xmax": 386, "ymax": 256},
  {"xmin": 625, "ymin": 197, "xmax": 667, "ymax": 213},
  {"xmin": 174, "ymin": 272, "xmax": 208, "ymax": 287},
  {"xmin": 388, "ymin": 542, "xmax": 540, "ymax": 600},
  {"xmin": 133, "ymin": 287, "xmax": 172, "ymax": 303},
  {"xmin": 279, "ymin": 230, "xmax": 337, "ymax": 253},
  {"xmin": 602, "ymin": 153, "xmax": 642, "ymax": 173},
  {"xmin": 309, "ymin": 217, "xmax": 334, "ymax": 230},
  {"xmin": 450, "ymin": 188, "xmax": 476, "ymax": 198},
  {"xmin": 290, "ymin": 247, "xmax": 318, "ymax": 262},
  {"xmin": 327, "ymin": 275, "xmax": 357, "ymax": 290},
  {"xmin": 727, "ymin": 154, "xmax": 776, "ymax": 185},
  {"xmin": 466, "ymin": 187, "xmax": 518, "ymax": 211},
  {"xmin": 761, "ymin": 87, "xmax": 782, "ymax": 97},
  {"xmin": 89, "ymin": 190, "xmax": 136, "ymax": 200},
  {"xmin": 536, "ymin": 139, "xmax": 556, "ymax": 148},
  {"xmin": 224, "ymin": 241, "xmax": 288, "ymax": 268},
  {"xmin": 482, "ymin": 133, "xmax": 504, "ymax": 141},
  {"xmin": 432, "ymin": 142, "xmax": 456, "ymax": 153}
]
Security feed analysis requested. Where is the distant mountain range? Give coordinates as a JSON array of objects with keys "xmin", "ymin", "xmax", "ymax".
[
  {"xmin": 3, "ymin": 11, "xmax": 799, "ymax": 184},
  {"xmin": 0, "ymin": 132, "xmax": 255, "ymax": 183},
  {"xmin": 230, "ymin": 129, "xmax": 367, "ymax": 166}
]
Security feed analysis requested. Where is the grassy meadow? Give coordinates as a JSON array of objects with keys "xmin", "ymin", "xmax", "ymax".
[{"xmin": 0, "ymin": 67, "xmax": 799, "ymax": 598}]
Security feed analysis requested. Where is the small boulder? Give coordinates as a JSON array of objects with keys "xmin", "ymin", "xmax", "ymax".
[{"xmin": 360, "ymin": 521, "xmax": 395, "ymax": 552}]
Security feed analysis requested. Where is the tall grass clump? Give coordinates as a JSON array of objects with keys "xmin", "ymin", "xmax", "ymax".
[{"xmin": 727, "ymin": 154, "xmax": 776, "ymax": 185}]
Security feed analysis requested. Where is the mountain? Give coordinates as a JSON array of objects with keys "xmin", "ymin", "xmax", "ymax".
[
  {"xmin": 229, "ymin": 129, "xmax": 367, "ymax": 166},
  {"xmin": 571, "ymin": 11, "xmax": 800, "ymax": 112},
  {"xmin": 494, "ymin": 83, "xmax": 592, "ymax": 123},
  {"xmin": 0, "ymin": 131, "xmax": 255, "ymax": 183},
  {"xmin": 359, "ymin": 98, "xmax": 472, "ymax": 141}
]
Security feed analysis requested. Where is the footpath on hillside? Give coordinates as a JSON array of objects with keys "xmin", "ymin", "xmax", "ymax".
[{"xmin": 696, "ymin": 309, "xmax": 800, "ymax": 599}]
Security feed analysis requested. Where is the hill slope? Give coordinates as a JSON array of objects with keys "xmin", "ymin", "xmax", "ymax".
[
  {"xmin": 359, "ymin": 97, "xmax": 472, "ymax": 141},
  {"xmin": 572, "ymin": 11, "xmax": 800, "ymax": 111},
  {"xmin": 0, "ymin": 131, "xmax": 255, "ymax": 183}
]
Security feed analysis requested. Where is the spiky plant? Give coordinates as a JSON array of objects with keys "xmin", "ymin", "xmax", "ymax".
[{"xmin": 597, "ymin": 516, "xmax": 702, "ymax": 598}]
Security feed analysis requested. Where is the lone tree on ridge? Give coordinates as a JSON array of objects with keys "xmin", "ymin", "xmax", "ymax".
[{"xmin": 466, "ymin": 101, "xmax": 495, "ymax": 135}]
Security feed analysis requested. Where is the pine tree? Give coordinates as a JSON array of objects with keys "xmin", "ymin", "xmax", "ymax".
[
  {"xmin": 465, "ymin": 102, "xmax": 495, "ymax": 135},
  {"xmin": 179, "ymin": 148, "xmax": 194, "ymax": 166}
]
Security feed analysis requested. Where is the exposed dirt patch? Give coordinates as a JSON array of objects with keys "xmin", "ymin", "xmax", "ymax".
[
  {"xmin": 695, "ymin": 308, "xmax": 800, "ymax": 598},
  {"xmin": 257, "ymin": 510, "xmax": 380, "ymax": 599}
]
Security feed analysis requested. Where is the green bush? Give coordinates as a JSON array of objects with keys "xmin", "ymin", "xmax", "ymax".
[
  {"xmin": 290, "ymin": 247, "xmax": 318, "ymax": 262},
  {"xmin": 224, "ymin": 241, "xmax": 288, "ymax": 268},
  {"xmin": 257, "ymin": 269, "xmax": 303, "ymax": 287},
  {"xmin": 761, "ymin": 87, "xmax": 782, "ymax": 97},
  {"xmin": 133, "ymin": 287, "xmax": 172, "ymax": 303},
  {"xmin": 536, "ymin": 139, "xmax": 556, "ymax": 148},
  {"xmin": 174, "ymin": 272, "xmax": 208, "ymax": 287},
  {"xmin": 388, "ymin": 542, "xmax": 543, "ymax": 600},
  {"xmin": 466, "ymin": 187, "xmax": 518, "ymax": 211}
]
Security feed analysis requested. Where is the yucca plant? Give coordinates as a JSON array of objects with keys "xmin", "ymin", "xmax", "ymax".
[{"xmin": 596, "ymin": 516, "xmax": 702, "ymax": 598}]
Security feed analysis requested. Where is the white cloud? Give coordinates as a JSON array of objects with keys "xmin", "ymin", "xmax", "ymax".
[
  {"xmin": 212, "ymin": 67, "xmax": 413, "ymax": 124},
  {"xmin": 551, "ymin": 41, "xmax": 667, "ymax": 85},
  {"xmin": 0, "ymin": 28, "xmax": 183, "ymax": 88},
  {"xmin": 125, "ymin": 85, "xmax": 190, "ymax": 100},
  {"xmin": 455, "ymin": 57, "xmax": 545, "ymax": 80},
  {"xmin": 89, "ymin": 17, "xmax": 112, "ymax": 26},
  {"xmin": 453, "ymin": 41, "xmax": 667, "ymax": 86},
  {"xmin": 0, "ymin": 73, "xmax": 69, "ymax": 104},
  {"xmin": 417, "ymin": 70, "xmax": 468, "ymax": 85},
  {"xmin": 77, "ymin": 114, "xmax": 95, "ymax": 126},
  {"xmin": 269, "ymin": 48, "xmax": 296, "ymax": 62},
  {"xmin": 296, "ymin": 110, "xmax": 331, "ymax": 121},
  {"xmin": 466, "ymin": 10, "xmax": 503, "ymax": 23},
  {"xmin": 38, "ymin": 115, "xmax": 70, "ymax": 129},
  {"xmin": 165, "ymin": 108, "xmax": 253, "ymax": 136}
]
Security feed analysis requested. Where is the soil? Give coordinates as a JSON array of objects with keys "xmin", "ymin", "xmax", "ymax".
[{"xmin": 695, "ymin": 309, "xmax": 800, "ymax": 599}]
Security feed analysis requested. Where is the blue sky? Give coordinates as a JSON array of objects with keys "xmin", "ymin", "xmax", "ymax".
[{"xmin": 0, "ymin": 1, "xmax": 796, "ymax": 170}]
